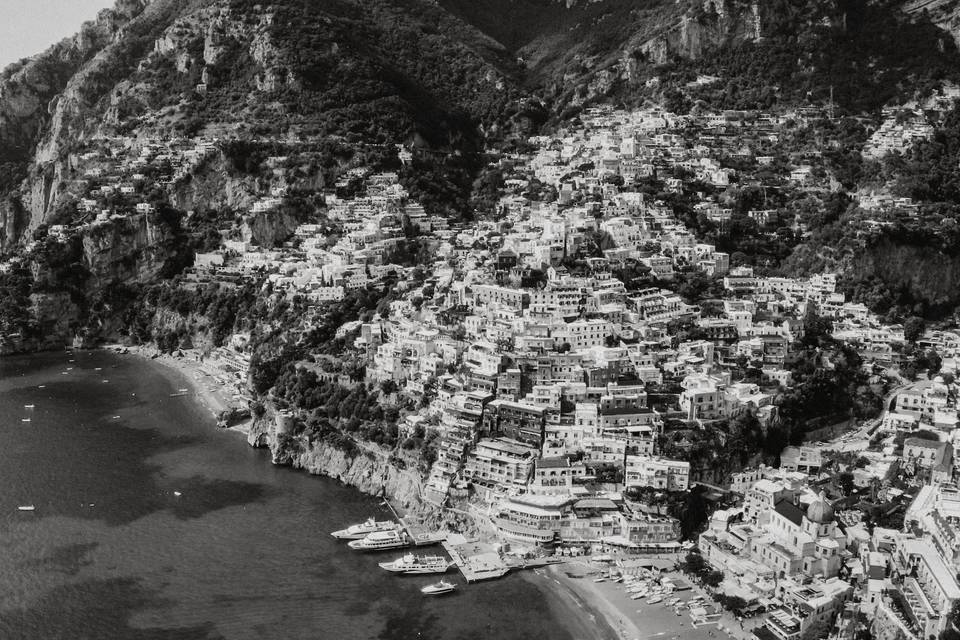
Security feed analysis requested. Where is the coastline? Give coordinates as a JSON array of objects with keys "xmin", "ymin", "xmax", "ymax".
[
  {"xmin": 105, "ymin": 345, "xmax": 242, "ymax": 428},
  {"xmin": 536, "ymin": 558, "xmax": 764, "ymax": 640},
  {"xmin": 88, "ymin": 346, "xmax": 714, "ymax": 640},
  {"xmin": 531, "ymin": 565, "xmax": 642, "ymax": 640}
]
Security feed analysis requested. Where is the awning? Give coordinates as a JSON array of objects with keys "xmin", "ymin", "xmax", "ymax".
[{"xmin": 602, "ymin": 535, "xmax": 639, "ymax": 548}]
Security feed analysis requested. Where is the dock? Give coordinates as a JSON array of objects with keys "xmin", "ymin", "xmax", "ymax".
[
  {"xmin": 383, "ymin": 500, "xmax": 448, "ymax": 547},
  {"xmin": 440, "ymin": 535, "xmax": 565, "ymax": 582},
  {"xmin": 442, "ymin": 536, "xmax": 511, "ymax": 582}
]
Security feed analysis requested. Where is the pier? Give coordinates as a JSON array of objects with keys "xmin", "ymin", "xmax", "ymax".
[
  {"xmin": 384, "ymin": 500, "xmax": 448, "ymax": 547},
  {"xmin": 442, "ymin": 536, "xmax": 511, "ymax": 582},
  {"xmin": 441, "ymin": 534, "xmax": 564, "ymax": 582}
]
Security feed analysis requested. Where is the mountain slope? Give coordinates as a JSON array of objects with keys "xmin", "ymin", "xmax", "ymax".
[
  {"xmin": 2, "ymin": 0, "xmax": 960, "ymax": 344},
  {"xmin": 0, "ymin": 0, "xmax": 533, "ymax": 251},
  {"xmin": 6, "ymin": 0, "xmax": 960, "ymax": 251}
]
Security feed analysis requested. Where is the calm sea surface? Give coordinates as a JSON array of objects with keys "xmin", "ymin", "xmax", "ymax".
[{"xmin": 0, "ymin": 350, "xmax": 599, "ymax": 640}]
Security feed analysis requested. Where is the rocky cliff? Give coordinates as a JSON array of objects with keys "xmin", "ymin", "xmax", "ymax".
[
  {"xmin": 0, "ymin": 0, "xmax": 201, "ymax": 249},
  {"xmin": 0, "ymin": 0, "xmax": 531, "ymax": 253},
  {"xmin": 246, "ymin": 408, "xmax": 482, "ymax": 533},
  {"xmin": 903, "ymin": 0, "xmax": 960, "ymax": 45},
  {"xmin": 248, "ymin": 407, "xmax": 427, "ymax": 513},
  {"xmin": 81, "ymin": 213, "xmax": 185, "ymax": 288}
]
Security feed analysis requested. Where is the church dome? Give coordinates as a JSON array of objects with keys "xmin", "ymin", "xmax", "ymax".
[{"xmin": 806, "ymin": 494, "xmax": 835, "ymax": 524}]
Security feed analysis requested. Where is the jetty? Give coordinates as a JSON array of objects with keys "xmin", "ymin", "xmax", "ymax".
[
  {"xmin": 383, "ymin": 500, "xmax": 448, "ymax": 547},
  {"xmin": 441, "ymin": 534, "xmax": 564, "ymax": 583},
  {"xmin": 442, "ymin": 537, "xmax": 510, "ymax": 582},
  {"xmin": 378, "ymin": 503, "xmax": 562, "ymax": 582}
]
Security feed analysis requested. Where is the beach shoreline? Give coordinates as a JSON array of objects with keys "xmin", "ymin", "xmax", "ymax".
[
  {"xmin": 531, "ymin": 558, "xmax": 757, "ymax": 640},
  {"xmin": 103, "ymin": 344, "xmax": 246, "ymax": 430},
  {"xmin": 520, "ymin": 568, "xmax": 624, "ymax": 640},
  {"xmin": 533, "ymin": 565, "xmax": 643, "ymax": 640}
]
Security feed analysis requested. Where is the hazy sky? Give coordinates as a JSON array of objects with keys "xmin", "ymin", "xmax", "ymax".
[{"xmin": 0, "ymin": 0, "xmax": 112, "ymax": 70}]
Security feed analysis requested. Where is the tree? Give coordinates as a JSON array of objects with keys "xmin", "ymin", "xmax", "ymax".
[
  {"xmin": 949, "ymin": 600, "xmax": 960, "ymax": 630},
  {"xmin": 941, "ymin": 629, "xmax": 960, "ymax": 640},
  {"xmin": 702, "ymin": 570, "xmax": 723, "ymax": 588},
  {"xmin": 801, "ymin": 309, "xmax": 834, "ymax": 348},
  {"xmin": 379, "ymin": 379, "xmax": 398, "ymax": 395},
  {"xmin": 680, "ymin": 552, "xmax": 707, "ymax": 575},
  {"xmin": 838, "ymin": 471, "xmax": 855, "ymax": 496},
  {"xmin": 720, "ymin": 595, "xmax": 747, "ymax": 612},
  {"xmin": 904, "ymin": 316, "xmax": 926, "ymax": 343}
]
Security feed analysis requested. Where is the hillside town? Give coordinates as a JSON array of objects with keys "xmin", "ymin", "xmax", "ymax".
[{"xmin": 7, "ymin": 99, "xmax": 960, "ymax": 640}]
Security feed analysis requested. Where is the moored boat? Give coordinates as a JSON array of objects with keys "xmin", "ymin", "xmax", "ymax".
[
  {"xmin": 379, "ymin": 553, "xmax": 453, "ymax": 574},
  {"xmin": 347, "ymin": 529, "xmax": 409, "ymax": 552},
  {"xmin": 331, "ymin": 517, "xmax": 398, "ymax": 540}
]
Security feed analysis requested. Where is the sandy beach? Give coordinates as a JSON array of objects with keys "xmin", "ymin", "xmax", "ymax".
[
  {"xmin": 103, "ymin": 345, "xmax": 248, "ymax": 430},
  {"xmin": 520, "ymin": 569, "xmax": 623, "ymax": 640},
  {"xmin": 536, "ymin": 560, "xmax": 762, "ymax": 640}
]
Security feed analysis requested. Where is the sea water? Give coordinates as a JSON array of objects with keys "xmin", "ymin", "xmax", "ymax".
[{"xmin": 0, "ymin": 350, "xmax": 600, "ymax": 640}]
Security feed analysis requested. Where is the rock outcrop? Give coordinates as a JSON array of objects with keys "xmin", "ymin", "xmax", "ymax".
[
  {"xmin": 248, "ymin": 407, "xmax": 427, "ymax": 511},
  {"xmin": 903, "ymin": 0, "xmax": 960, "ymax": 46},
  {"xmin": 81, "ymin": 213, "xmax": 184, "ymax": 289}
]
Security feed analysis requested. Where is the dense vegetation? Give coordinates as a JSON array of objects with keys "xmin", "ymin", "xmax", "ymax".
[
  {"xmin": 775, "ymin": 312, "xmax": 885, "ymax": 440},
  {"xmin": 782, "ymin": 102, "xmax": 960, "ymax": 321},
  {"xmin": 272, "ymin": 368, "xmax": 402, "ymax": 448},
  {"xmin": 662, "ymin": 0, "xmax": 960, "ymax": 114}
]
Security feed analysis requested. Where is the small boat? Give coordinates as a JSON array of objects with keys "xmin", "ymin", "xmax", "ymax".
[
  {"xmin": 94, "ymin": 368, "xmax": 102, "ymax": 371},
  {"xmin": 593, "ymin": 577, "xmax": 606, "ymax": 583},
  {"xmin": 173, "ymin": 491, "xmax": 182, "ymax": 497},
  {"xmin": 348, "ymin": 529, "xmax": 409, "ymax": 552},
  {"xmin": 38, "ymin": 385, "xmax": 45, "ymax": 389},
  {"xmin": 647, "ymin": 596, "xmax": 663, "ymax": 604},
  {"xmin": 17, "ymin": 505, "xmax": 35, "ymax": 512},
  {"xmin": 21, "ymin": 418, "xmax": 30, "ymax": 423},
  {"xmin": 332, "ymin": 517, "xmax": 398, "ymax": 540},
  {"xmin": 169, "ymin": 392, "xmax": 188, "ymax": 397},
  {"xmin": 421, "ymin": 580, "xmax": 456, "ymax": 596},
  {"xmin": 23, "ymin": 404, "xmax": 35, "ymax": 409}
]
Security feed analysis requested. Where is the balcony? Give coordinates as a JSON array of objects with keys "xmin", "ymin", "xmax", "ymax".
[{"xmin": 883, "ymin": 590, "xmax": 923, "ymax": 638}]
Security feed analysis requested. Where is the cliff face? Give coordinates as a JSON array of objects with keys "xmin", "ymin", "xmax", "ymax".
[
  {"xmin": 280, "ymin": 442, "xmax": 426, "ymax": 510},
  {"xmin": 846, "ymin": 238, "xmax": 960, "ymax": 315},
  {"xmin": 903, "ymin": 0, "xmax": 960, "ymax": 45},
  {"xmin": 0, "ymin": 0, "xmax": 148, "ymax": 166},
  {"xmin": 168, "ymin": 155, "xmax": 257, "ymax": 213},
  {"xmin": 0, "ymin": 0, "xmax": 196, "ymax": 248},
  {"xmin": 0, "ymin": 1, "xmax": 148, "ymax": 252},
  {"xmin": 0, "ymin": 0, "xmax": 530, "ymax": 253},
  {"xmin": 783, "ymin": 221, "xmax": 960, "ymax": 319},
  {"xmin": 81, "ymin": 213, "xmax": 184, "ymax": 289},
  {"xmin": 247, "ymin": 408, "xmax": 427, "ymax": 511}
]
